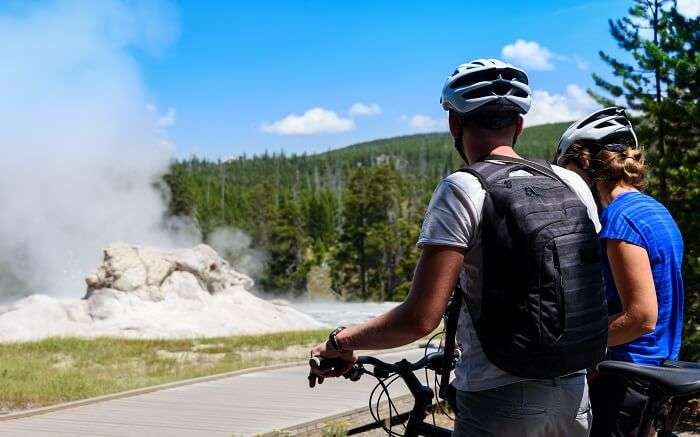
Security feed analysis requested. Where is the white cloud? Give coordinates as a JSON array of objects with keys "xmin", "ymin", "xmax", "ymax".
[
  {"xmin": 525, "ymin": 84, "xmax": 600, "ymax": 126},
  {"xmin": 147, "ymin": 104, "xmax": 176, "ymax": 128},
  {"xmin": 501, "ymin": 39, "xmax": 556, "ymax": 71},
  {"xmin": 349, "ymin": 102, "xmax": 382, "ymax": 116},
  {"xmin": 678, "ymin": 0, "xmax": 700, "ymax": 17},
  {"xmin": 630, "ymin": 15, "xmax": 655, "ymax": 40},
  {"xmin": 261, "ymin": 108, "xmax": 354, "ymax": 135},
  {"xmin": 574, "ymin": 56, "xmax": 590, "ymax": 71},
  {"xmin": 405, "ymin": 114, "xmax": 440, "ymax": 132}
]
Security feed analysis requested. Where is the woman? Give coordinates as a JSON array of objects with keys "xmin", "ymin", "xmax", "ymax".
[{"xmin": 553, "ymin": 107, "xmax": 685, "ymax": 436}]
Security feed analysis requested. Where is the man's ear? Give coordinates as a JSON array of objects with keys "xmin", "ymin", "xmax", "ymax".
[{"xmin": 448, "ymin": 111, "xmax": 462, "ymax": 139}]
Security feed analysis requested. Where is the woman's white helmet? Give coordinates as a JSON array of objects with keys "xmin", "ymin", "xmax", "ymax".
[
  {"xmin": 440, "ymin": 59, "xmax": 531, "ymax": 115},
  {"xmin": 553, "ymin": 106, "xmax": 639, "ymax": 165}
]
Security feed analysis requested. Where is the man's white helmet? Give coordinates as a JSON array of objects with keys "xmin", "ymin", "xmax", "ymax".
[
  {"xmin": 440, "ymin": 59, "xmax": 531, "ymax": 115},
  {"xmin": 553, "ymin": 107, "xmax": 639, "ymax": 165}
]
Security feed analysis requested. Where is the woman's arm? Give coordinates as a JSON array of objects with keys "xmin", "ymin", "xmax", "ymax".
[{"xmin": 606, "ymin": 240, "xmax": 658, "ymax": 347}]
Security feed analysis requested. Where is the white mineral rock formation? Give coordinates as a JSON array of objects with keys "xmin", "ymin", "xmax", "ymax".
[{"xmin": 0, "ymin": 243, "xmax": 322, "ymax": 342}]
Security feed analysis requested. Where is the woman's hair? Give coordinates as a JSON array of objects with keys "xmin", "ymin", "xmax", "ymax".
[{"xmin": 560, "ymin": 143, "xmax": 647, "ymax": 190}]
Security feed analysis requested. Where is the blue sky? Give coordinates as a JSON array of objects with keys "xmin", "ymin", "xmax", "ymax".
[
  {"xmin": 137, "ymin": 0, "xmax": 642, "ymax": 159},
  {"xmin": 35, "ymin": 1, "xmax": 655, "ymax": 158}
]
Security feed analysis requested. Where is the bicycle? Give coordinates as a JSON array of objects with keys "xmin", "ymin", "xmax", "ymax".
[
  {"xmin": 311, "ymin": 349, "xmax": 452, "ymax": 436},
  {"xmin": 311, "ymin": 351, "xmax": 700, "ymax": 436},
  {"xmin": 597, "ymin": 359, "xmax": 700, "ymax": 437},
  {"xmin": 310, "ymin": 289, "xmax": 464, "ymax": 436}
]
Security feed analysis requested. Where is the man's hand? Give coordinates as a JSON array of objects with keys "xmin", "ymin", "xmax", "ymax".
[{"xmin": 307, "ymin": 340, "xmax": 357, "ymax": 388}]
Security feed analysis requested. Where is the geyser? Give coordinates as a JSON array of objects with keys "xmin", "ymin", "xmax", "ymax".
[{"xmin": 0, "ymin": 243, "xmax": 322, "ymax": 342}]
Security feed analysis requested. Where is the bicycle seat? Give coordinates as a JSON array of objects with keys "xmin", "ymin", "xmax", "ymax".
[
  {"xmin": 597, "ymin": 360, "xmax": 700, "ymax": 397},
  {"xmin": 662, "ymin": 359, "xmax": 700, "ymax": 370}
]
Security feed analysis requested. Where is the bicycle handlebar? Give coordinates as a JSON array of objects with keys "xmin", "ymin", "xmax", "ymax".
[
  {"xmin": 357, "ymin": 351, "xmax": 445, "ymax": 372},
  {"xmin": 310, "ymin": 351, "xmax": 445, "ymax": 381}
]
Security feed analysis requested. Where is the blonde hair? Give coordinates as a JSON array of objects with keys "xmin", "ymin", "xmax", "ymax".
[{"xmin": 560, "ymin": 143, "xmax": 647, "ymax": 190}]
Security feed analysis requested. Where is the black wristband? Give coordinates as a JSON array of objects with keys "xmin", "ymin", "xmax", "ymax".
[{"xmin": 328, "ymin": 326, "xmax": 346, "ymax": 352}]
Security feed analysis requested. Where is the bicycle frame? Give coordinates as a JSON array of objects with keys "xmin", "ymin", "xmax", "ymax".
[
  {"xmin": 634, "ymin": 386, "xmax": 695, "ymax": 437},
  {"xmin": 391, "ymin": 358, "xmax": 451, "ymax": 437}
]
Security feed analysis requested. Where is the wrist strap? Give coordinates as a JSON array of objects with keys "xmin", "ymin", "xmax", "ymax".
[{"xmin": 329, "ymin": 326, "xmax": 346, "ymax": 352}]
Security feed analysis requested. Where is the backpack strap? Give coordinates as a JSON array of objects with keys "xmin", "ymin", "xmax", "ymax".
[
  {"xmin": 439, "ymin": 280, "xmax": 464, "ymax": 401},
  {"xmin": 459, "ymin": 154, "xmax": 569, "ymax": 189},
  {"xmin": 458, "ymin": 160, "xmax": 512, "ymax": 189},
  {"xmin": 483, "ymin": 155, "xmax": 568, "ymax": 185}
]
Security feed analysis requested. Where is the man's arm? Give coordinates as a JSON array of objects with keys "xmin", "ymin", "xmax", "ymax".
[
  {"xmin": 308, "ymin": 245, "xmax": 464, "ymax": 382},
  {"xmin": 336, "ymin": 245, "xmax": 464, "ymax": 350}
]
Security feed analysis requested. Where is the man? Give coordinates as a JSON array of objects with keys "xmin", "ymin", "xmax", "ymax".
[{"xmin": 308, "ymin": 59, "xmax": 603, "ymax": 436}]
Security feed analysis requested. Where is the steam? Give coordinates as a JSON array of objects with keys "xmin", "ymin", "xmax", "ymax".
[
  {"xmin": 206, "ymin": 228, "xmax": 268, "ymax": 280},
  {"xmin": 0, "ymin": 0, "xmax": 198, "ymax": 301}
]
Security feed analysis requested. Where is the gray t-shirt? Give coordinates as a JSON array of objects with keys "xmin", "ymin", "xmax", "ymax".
[{"xmin": 417, "ymin": 160, "xmax": 600, "ymax": 392}]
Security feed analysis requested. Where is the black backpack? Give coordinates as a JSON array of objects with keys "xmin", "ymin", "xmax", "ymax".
[{"xmin": 459, "ymin": 155, "xmax": 608, "ymax": 379}]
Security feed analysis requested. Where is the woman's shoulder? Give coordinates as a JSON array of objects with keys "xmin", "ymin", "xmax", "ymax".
[
  {"xmin": 612, "ymin": 191, "xmax": 672, "ymax": 218},
  {"xmin": 603, "ymin": 191, "xmax": 680, "ymax": 236}
]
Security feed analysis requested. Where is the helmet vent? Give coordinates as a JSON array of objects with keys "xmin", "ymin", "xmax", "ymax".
[
  {"xmin": 499, "ymin": 69, "xmax": 529, "ymax": 84},
  {"xmin": 493, "ymin": 81, "xmax": 513, "ymax": 96},
  {"xmin": 510, "ymin": 87, "xmax": 529, "ymax": 98},
  {"xmin": 577, "ymin": 112, "xmax": 603, "ymax": 128},
  {"xmin": 462, "ymin": 87, "xmax": 493, "ymax": 100},
  {"xmin": 449, "ymin": 67, "xmax": 528, "ymax": 90}
]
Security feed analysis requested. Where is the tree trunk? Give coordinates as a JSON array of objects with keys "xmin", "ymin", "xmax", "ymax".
[
  {"xmin": 653, "ymin": 0, "xmax": 668, "ymax": 203},
  {"xmin": 220, "ymin": 165, "xmax": 226, "ymax": 222},
  {"xmin": 358, "ymin": 234, "xmax": 366, "ymax": 298}
]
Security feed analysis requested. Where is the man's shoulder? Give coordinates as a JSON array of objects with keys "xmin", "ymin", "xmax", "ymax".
[
  {"xmin": 550, "ymin": 164, "xmax": 586, "ymax": 187},
  {"xmin": 550, "ymin": 164, "xmax": 601, "ymax": 230},
  {"xmin": 550, "ymin": 165, "xmax": 594, "ymax": 199},
  {"xmin": 442, "ymin": 170, "xmax": 485, "ymax": 194},
  {"xmin": 444, "ymin": 164, "xmax": 585, "ymax": 191}
]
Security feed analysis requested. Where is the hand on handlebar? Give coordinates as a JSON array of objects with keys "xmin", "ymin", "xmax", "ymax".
[{"xmin": 308, "ymin": 340, "xmax": 358, "ymax": 388}]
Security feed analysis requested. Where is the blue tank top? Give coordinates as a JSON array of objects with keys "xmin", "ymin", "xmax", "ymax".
[{"xmin": 600, "ymin": 191, "xmax": 685, "ymax": 365}]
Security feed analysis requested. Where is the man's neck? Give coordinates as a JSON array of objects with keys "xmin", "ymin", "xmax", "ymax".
[{"xmin": 467, "ymin": 144, "xmax": 521, "ymax": 164}]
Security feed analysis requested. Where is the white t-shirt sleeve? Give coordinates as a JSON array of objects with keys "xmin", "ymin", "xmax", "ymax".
[
  {"xmin": 552, "ymin": 165, "xmax": 601, "ymax": 232},
  {"xmin": 417, "ymin": 173, "xmax": 485, "ymax": 250}
]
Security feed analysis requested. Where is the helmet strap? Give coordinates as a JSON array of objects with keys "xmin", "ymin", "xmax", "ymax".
[{"xmin": 454, "ymin": 137, "xmax": 470, "ymax": 165}]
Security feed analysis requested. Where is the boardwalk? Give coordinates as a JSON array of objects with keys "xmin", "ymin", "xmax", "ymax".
[{"xmin": 0, "ymin": 348, "xmax": 427, "ymax": 436}]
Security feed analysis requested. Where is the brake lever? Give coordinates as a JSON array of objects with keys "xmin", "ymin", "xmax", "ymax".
[{"xmin": 345, "ymin": 364, "xmax": 364, "ymax": 382}]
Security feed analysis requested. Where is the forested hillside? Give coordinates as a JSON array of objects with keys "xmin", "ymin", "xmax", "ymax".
[{"xmin": 163, "ymin": 123, "xmax": 568, "ymax": 300}]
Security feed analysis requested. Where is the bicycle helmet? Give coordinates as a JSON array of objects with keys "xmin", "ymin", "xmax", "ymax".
[
  {"xmin": 553, "ymin": 106, "xmax": 639, "ymax": 165},
  {"xmin": 440, "ymin": 59, "xmax": 531, "ymax": 115}
]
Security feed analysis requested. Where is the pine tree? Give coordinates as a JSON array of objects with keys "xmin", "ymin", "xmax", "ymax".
[
  {"xmin": 261, "ymin": 194, "xmax": 309, "ymax": 294},
  {"xmin": 591, "ymin": 0, "xmax": 676, "ymax": 201},
  {"xmin": 162, "ymin": 165, "xmax": 196, "ymax": 217}
]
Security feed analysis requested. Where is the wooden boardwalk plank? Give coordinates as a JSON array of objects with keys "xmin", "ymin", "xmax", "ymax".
[{"xmin": 0, "ymin": 348, "xmax": 427, "ymax": 436}]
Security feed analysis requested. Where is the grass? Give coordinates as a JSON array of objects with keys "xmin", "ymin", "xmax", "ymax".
[
  {"xmin": 0, "ymin": 329, "xmax": 328, "ymax": 413},
  {"xmin": 322, "ymin": 420, "xmax": 350, "ymax": 436}
]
